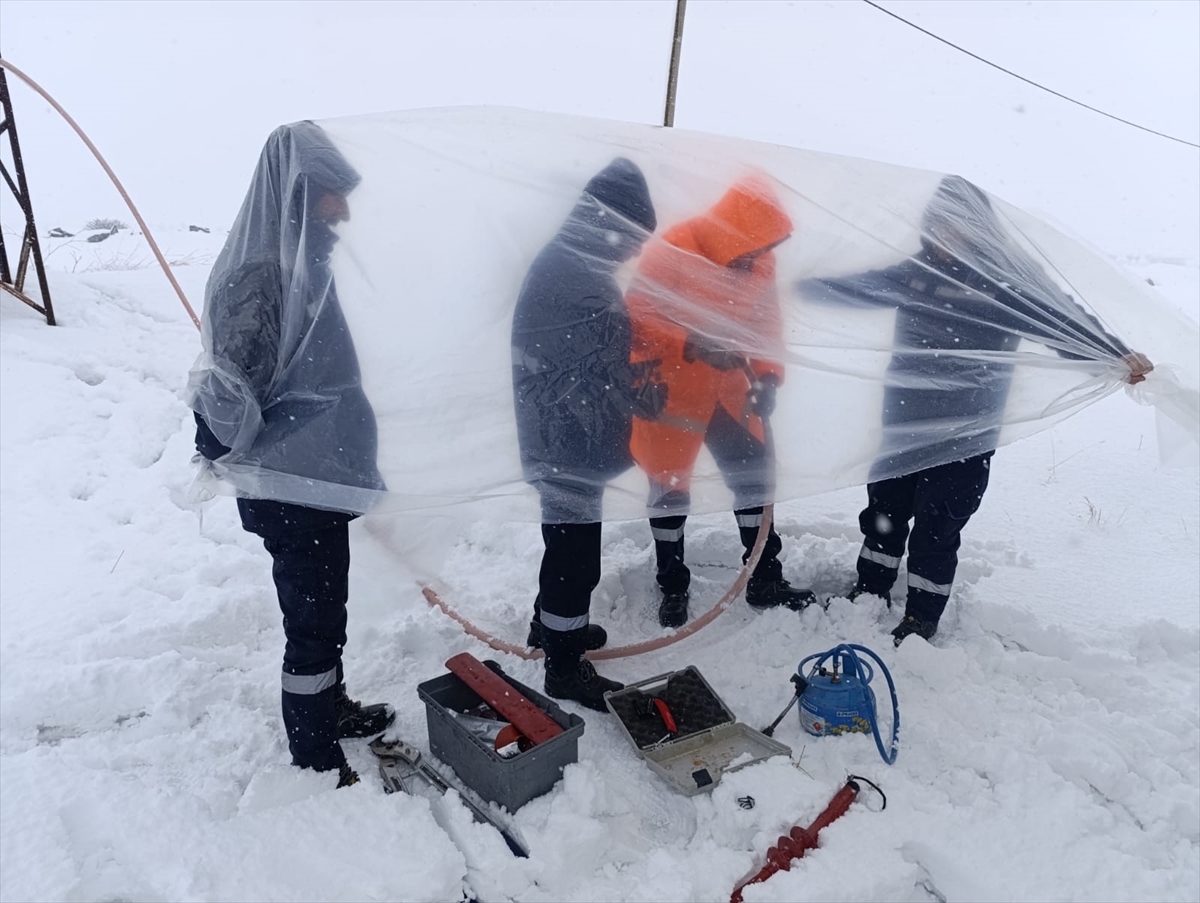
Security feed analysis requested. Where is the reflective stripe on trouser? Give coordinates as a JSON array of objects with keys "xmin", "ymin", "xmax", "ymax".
[
  {"xmin": 859, "ymin": 546, "xmax": 902, "ymax": 569},
  {"xmin": 540, "ymin": 610, "xmax": 590, "ymax": 632},
  {"xmin": 908, "ymin": 574, "xmax": 952, "ymax": 596},
  {"xmin": 281, "ymin": 667, "xmax": 338, "ymax": 696},
  {"xmin": 904, "ymin": 572, "xmax": 952, "ymax": 624}
]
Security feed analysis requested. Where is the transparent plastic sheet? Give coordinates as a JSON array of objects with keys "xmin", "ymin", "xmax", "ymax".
[{"xmin": 187, "ymin": 107, "xmax": 1197, "ymax": 525}]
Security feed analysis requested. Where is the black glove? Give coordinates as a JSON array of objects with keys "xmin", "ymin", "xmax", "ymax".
[
  {"xmin": 628, "ymin": 359, "xmax": 668, "ymax": 420},
  {"xmin": 636, "ymin": 380, "xmax": 669, "ymax": 420},
  {"xmin": 193, "ymin": 411, "xmax": 232, "ymax": 460},
  {"xmin": 747, "ymin": 375, "xmax": 780, "ymax": 418},
  {"xmin": 682, "ymin": 333, "xmax": 744, "ymax": 371}
]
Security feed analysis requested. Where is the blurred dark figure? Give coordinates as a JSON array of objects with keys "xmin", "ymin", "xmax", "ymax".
[
  {"xmin": 801, "ymin": 175, "xmax": 1152, "ymax": 645},
  {"xmin": 512, "ymin": 157, "xmax": 665, "ymax": 711},
  {"xmin": 189, "ymin": 122, "xmax": 393, "ymax": 785}
]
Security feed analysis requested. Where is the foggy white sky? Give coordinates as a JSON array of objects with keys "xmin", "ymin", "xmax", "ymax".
[{"xmin": 2, "ymin": 0, "xmax": 1197, "ymax": 262}]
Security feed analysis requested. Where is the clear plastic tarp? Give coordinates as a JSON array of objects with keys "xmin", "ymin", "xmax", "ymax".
[{"xmin": 188, "ymin": 107, "xmax": 1198, "ymax": 524}]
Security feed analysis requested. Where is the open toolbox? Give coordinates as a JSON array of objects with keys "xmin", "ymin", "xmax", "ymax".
[
  {"xmin": 604, "ymin": 666, "xmax": 790, "ymax": 796},
  {"xmin": 417, "ymin": 658, "xmax": 585, "ymax": 812}
]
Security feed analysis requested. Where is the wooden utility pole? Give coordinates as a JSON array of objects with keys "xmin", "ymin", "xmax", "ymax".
[{"xmin": 663, "ymin": 0, "xmax": 687, "ymax": 127}]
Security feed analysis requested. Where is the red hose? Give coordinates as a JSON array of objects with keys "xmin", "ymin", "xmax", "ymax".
[{"xmin": 390, "ymin": 504, "xmax": 772, "ymax": 662}]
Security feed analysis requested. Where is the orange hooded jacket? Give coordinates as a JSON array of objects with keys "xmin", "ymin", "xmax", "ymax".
[{"xmin": 626, "ymin": 176, "xmax": 793, "ymax": 488}]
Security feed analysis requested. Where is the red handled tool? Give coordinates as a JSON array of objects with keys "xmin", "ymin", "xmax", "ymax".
[
  {"xmin": 652, "ymin": 697, "xmax": 677, "ymax": 734},
  {"xmin": 730, "ymin": 776, "xmax": 884, "ymax": 903},
  {"xmin": 445, "ymin": 653, "xmax": 564, "ymax": 746},
  {"xmin": 631, "ymin": 690, "xmax": 678, "ymax": 739}
]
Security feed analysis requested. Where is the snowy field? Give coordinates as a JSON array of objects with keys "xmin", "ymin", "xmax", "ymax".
[
  {"xmin": 2, "ymin": 217, "xmax": 1197, "ymax": 903},
  {"xmin": 2, "ymin": 2, "xmax": 1199, "ymax": 902}
]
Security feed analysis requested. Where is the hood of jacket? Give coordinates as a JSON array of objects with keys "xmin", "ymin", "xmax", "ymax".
[
  {"xmin": 671, "ymin": 175, "xmax": 793, "ymax": 267},
  {"xmin": 557, "ymin": 156, "xmax": 657, "ymax": 263}
]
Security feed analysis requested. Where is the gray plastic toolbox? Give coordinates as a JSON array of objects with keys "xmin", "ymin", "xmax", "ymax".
[
  {"xmin": 417, "ymin": 659, "xmax": 584, "ymax": 812},
  {"xmin": 604, "ymin": 666, "xmax": 790, "ymax": 796}
]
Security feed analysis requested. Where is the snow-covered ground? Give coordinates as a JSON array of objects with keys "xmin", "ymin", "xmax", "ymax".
[
  {"xmin": 2, "ymin": 1, "xmax": 1199, "ymax": 901},
  {"xmin": 1, "ymin": 219, "xmax": 1196, "ymax": 902}
]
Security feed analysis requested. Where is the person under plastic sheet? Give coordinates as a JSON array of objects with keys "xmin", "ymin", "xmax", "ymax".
[
  {"xmin": 512, "ymin": 157, "xmax": 666, "ymax": 711},
  {"xmin": 626, "ymin": 175, "xmax": 818, "ymax": 629},
  {"xmin": 798, "ymin": 175, "xmax": 1153, "ymax": 646},
  {"xmin": 188, "ymin": 121, "xmax": 393, "ymax": 785}
]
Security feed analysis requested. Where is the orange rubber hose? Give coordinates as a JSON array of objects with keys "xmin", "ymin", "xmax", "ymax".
[{"xmin": 414, "ymin": 505, "xmax": 772, "ymax": 661}]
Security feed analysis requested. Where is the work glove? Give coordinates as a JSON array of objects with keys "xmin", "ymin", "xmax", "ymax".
[
  {"xmin": 682, "ymin": 333, "xmax": 745, "ymax": 371},
  {"xmin": 747, "ymin": 374, "xmax": 780, "ymax": 419},
  {"xmin": 636, "ymin": 380, "xmax": 669, "ymax": 420},
  {"xmin": 628, "ymin": 359, "xmax": 668, "ymax": 420}
]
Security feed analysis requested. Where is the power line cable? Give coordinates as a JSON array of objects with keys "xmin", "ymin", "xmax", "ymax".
[{"xmin": 862, "ymin": 0, "xmax": 1200, "ymax": 150}]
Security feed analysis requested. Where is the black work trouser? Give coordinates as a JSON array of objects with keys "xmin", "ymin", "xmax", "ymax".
[
  {"xmin": 647, "ymin": 405, "xmax": 780, "ymax": 595},
  {"xmin": 649, "ymin": 507, "xmax": 783, "ymax": 595},
  {"xmin": 536, "ymin": 521, "xmax": 603, "ymax": 631},
  {"xmin": 855, "ymin": 453, "xmax": 992, "ymax": 623},
  {"xmin": 238, "ymin": 498, "xmax": 354, "ymax": 771}
]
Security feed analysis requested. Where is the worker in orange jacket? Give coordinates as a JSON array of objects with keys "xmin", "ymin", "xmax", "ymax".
[{"xmin": 626, "ymin": 176, "xmax": 816, "ymax": 627}]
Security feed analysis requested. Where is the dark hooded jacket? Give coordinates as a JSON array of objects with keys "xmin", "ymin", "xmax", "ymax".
[
  {"xmin": 800, "ymin": 176, "xmax": 1130, "ymax": 475},
  {"xmin": 512, "ymin": 157, "xmax": 661, "ymax": 483},
  {"xmin": 191, "ymin": 121, "xmax": 384, "ymax": 510}
]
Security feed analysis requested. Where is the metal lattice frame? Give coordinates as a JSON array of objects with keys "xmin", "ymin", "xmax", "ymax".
[{"xmin": 0, "ymin": 66, "xmax": 55, "ymax": 325}]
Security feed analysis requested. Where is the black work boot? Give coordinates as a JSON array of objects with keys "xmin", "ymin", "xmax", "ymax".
[
  {"xmin": 891, "ymin": 594, "xmax": 946, "ymax": 646},
  {"xmin": 542, "ymin": 626, "xmax": 623, "ymax": 712},
  {"xmin": 891, "ymin": 615, "xmax": 938, "ymax": 647},
  {"xmin": 848, "ymin": 581, "xmax": 892, "ymax": 607},
  {"xmin": 334, "ymin": 683, "xmax": 396, "ymax": 739},
  {"xmin": 746, "ymin": 578, "xmax": 818, "ymax": 611},
  {"xmin": 336, "ymin": 763, "xmax": 360, "ymax": 788},
  {"xmin": 658, "ymin": 590, "xmax": 689, "ymax": 628},
  {"xmin": 738, "ymin": 515, "xmax": 817, "ymax": 611},
  {"xmin": 527, "ymin": 595, "xmax": 608, "ymax": 650}
]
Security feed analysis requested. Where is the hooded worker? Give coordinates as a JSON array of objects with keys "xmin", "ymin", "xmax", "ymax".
[
  {"xmin": 512, "ymin": 156, "xmax": 665, "ymax": 711},
  {"xmin": 798, "ymin": 174, "xmax": 1152, "ymax": 645},
  {"xmin": 188, "ymin": 121, "xmax": 393, "ymax": 785},
  {"xmin": 625, "ymin": 175, "xmax": 817, "ymax": 629}
]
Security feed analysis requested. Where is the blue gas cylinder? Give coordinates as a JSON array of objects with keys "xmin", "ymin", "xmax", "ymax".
[
  {"xmin": 798, "ymin": 667, "xmax": 877, "ymax": 738},
  {"xmin": 793, "ymin": 645, "xmax": 900, "ymax": 765}
]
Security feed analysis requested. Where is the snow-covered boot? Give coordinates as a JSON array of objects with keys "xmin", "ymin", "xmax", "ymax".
[
  {"xmin": 335, "ymin": 683, "xmax": 395, "ymax": 739},
  {"xmin": 848, "ymin": 581, "xmax": 892, "ymax": 607},
  {"xmin": 891, "ymin": 615, "xmax": 938, "ymax": 647},
  {"xmin": 542, "ymin": 626, "xmax": 623, "ymax": 712},
  {"xmin": 746, "ymin": 577, "xmax": 818, "ymax": 611}
]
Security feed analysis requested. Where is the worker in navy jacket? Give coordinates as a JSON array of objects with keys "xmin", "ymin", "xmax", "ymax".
[
  {"xmin": 799, "ymin": 176, "xmax": 1152, "ymax": 645},
  {"xmin": 512, "ymin": 157, "xmax": 665, "ymax": 710},
  {"xmin": 190, "ymin": 122, "xmax": 392, "ymax": 784}
]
